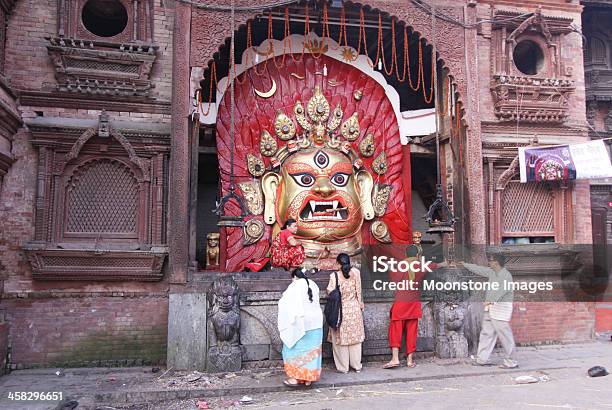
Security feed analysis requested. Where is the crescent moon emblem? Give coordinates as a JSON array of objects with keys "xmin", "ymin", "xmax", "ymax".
[{"xmin": 254, "ymin": 79, "xmax": 277, "ymax": 99}]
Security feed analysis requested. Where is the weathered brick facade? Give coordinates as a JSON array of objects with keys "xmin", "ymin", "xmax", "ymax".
[
  {"xmin": 3, "ymin": 294, "xmax": 167, "ymax": 368},
  {"xmin": 512, "ymin": 302, "xmax": 595, "ymax": 344},
  {"xmin": 0, "ymin": 0, "xmax": 605, "ymax": 369},
  {"xmin": 0, "ymin": 0, "xmax": 174, "ymax": 369}
]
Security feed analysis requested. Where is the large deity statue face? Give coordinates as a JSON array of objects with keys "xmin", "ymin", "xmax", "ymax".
[{"xmin": 262, "ymin": 148, "xmax": 374, "ymax": 243}]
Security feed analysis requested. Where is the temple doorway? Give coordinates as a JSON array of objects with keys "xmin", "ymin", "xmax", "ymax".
[
  {"xmin": 184, "ymin": 0, "xmax": 470, "ymax": 365},
  {"xmin": 192, "ymin": 1, "xmax": 465, "ymax": 272}
]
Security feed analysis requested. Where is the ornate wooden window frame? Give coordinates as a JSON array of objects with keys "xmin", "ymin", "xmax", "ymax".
[
  {"xmin": 58, "ymin": 0, "xmax": 154, "ymax": 43},
  {"xmin": 489, "ymin": 156, "xmax": 573, "ymax": 245},
  {"xmin": 46, "ymin": 0, "xmax": 157, "ymax": 98},
  {"xmin": 23, "ymin": 114, "xmax": 169, "ymax": 281},
  {"xmin": 490, "ymin": 9, "xmax": 575, "ymax": 123}
]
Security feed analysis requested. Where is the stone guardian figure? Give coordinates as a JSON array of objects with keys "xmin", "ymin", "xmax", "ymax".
[{"xmin": 206, "ymin": 275, "xmax": 242, "ymax": 372}]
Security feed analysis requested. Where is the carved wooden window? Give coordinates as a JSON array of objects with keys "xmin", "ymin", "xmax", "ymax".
[
  {"xmin": 490, "ymin": 11, "xmax": 575, "ymax": 123},
  {"xmin": 491, "ymin": 160, "xmax": 572, "ymax": 245},
  {"xmin": 47, "ymin": 0, "xmax": 157, "ymax": 98},
  {"xmin": 502, "ymin": 181, "xmax": 554, "ymax": 238},
  {"xmin": 57, "ymin": 0, "xmax": 154, "ymax": 43},
  {"xmin": 63, "ymin": 158, "xmax": 142, "ymax": 241},
  {"xmin": 24, "ymin": 122, "xmax": 169, "ymax": 281},
  {"xmin": 587, "ymin": 36, "xmax": 608, "ymax": 66}
]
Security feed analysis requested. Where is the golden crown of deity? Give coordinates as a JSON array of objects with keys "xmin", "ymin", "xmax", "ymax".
[{"xmin": 248, "ymin": 86, "xmax": 377, "ymax": 177}]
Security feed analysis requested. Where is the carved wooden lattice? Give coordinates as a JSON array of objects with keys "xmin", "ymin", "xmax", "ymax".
[
  {"xmin": 502, "ymin": 181, "xmax": 554, "ymax": 234},
  {"xmin": 64, "ymin": 58, "xmax": 140, "ymax": 74},
  {"xmin": 66, "ymin": 159, "xmax": 138, "ymax": 234},
  {"xmin": 43, "ymin": 256, "xmax": 150, "ymax": 267}
]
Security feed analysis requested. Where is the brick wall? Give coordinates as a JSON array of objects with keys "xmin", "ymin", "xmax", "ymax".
[
  {"xmin": 4, "ymin": 294, "xmax": 168, "ymax": 369},
  {"xmin": 0, "ymin": 128, "xmax": 171, "ymax": 368},
  {"xmin": 3, "ymin": 0, "xmax": 56, "ymax": 91},
  {"xmin": 574, "ymin": 181, "xmax": 594, "ymax": 244},
  {"xmin": 512, "ymin": 302, "xmax": 595, "ymax": 344},
  {"xmin": 0, "ymin": 130, "xmax": 37, "ymax": 294}
]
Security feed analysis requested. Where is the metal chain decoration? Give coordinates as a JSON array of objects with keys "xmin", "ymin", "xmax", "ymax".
[
  {"xmin": 424, "ymin": 2, "xmax": 457, "ymax": 234},
  {"xmin": 214, "ymin": 0, "xmax": 249, "ymax": 227}
]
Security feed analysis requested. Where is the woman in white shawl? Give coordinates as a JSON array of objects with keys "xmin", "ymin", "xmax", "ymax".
[{"xmin": 277, "ymin": 267, "xmax": 323, "ymax": 387}]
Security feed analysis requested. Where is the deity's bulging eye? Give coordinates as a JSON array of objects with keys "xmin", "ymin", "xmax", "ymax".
[
  {"xmin": 314, "ymin": 150, "xmax": 329, "ymax": 169},
  {"xmin": 330, "ymin": 173, "xmax": 350, "ymax": 187},
  {"xmin": 290, "ymin": 173, "xmax": 316, "ymax": 187}
]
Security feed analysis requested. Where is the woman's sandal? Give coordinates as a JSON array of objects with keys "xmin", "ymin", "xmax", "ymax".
[
  {"xmin": 383, "ymin": 362, "xmax": 400, "ymax": 369},
  {"xmin": 407, "ymin": 362, "xmax": 417, "ymax": 368},
  {"xmin": 283, "ymin": 379, "xmax": 302, "ymax": 387}
]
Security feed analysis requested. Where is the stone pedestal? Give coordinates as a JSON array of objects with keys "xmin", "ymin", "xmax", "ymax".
[
  {"xmin": 167, "ymin": 293, "xmax": 208, "ymax": 371},
  {"xmin": 206, "ymin": 345, "xmax": 243, "ymax": 373}
]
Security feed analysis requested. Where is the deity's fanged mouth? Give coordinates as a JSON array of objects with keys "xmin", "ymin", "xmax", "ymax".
[{"xmin": 299, "ymin": 200, "xmax": 348, "ymax": 221}]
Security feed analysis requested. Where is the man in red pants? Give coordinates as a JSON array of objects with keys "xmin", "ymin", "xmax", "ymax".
[{"xmin": 383, "ymin": 242, "xmax": 424, "ymax": 369}]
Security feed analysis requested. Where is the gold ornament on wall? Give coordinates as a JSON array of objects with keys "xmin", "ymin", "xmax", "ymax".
[
  {"xmin": 259, "ymin": 130, "xmax": 278, "ymax": 157},
  {"xmin": 371, "ymin": 220, "xmax": 392, "ymax": 243},
  {"xmin": 274, "ymin": 112, "xmax": 296, "ymax": 141},
  {"xmin": 294, "ymin": 101, "xmax": 311, "ymax": 132},
  {"xmin": 353, "ymin": 90, "xmax": 363, "ymax": 101},
  {"xmin": 307, "ymin": 86, "xmax": 331, "ymax": 124},
  {"xmin": 327, "ymin": 103, "xmax": 343, "ymax": 132},
  {"xmin": 341, "ymin": 113, "xmax": 360, "ymax": 141},
  {"xmin": 359, "ymin": 133, "xmax": 375, "ymax": 157},
  {"xmin": 247, "ymin": 153, "xmax": 266, "ymax": 177},
  {"xmin": 238, "ymin": 181, "xmax": 264, "ymax": 215},
  {"xmin": 372, "ymin": 151, "xmax": 388, "ymax": 175},
  {"xmin": 243, "ymin": 219, "xmax": 265, "ymax": 245},
  {"xmin": 342, "ymin": 47, "xmax": 357, "ymax": 62},
  {"xmin": 372, "ymin": 184, "xmax": 392, "ymax": 217},
  {"xmin": 254, "ymin": 78, "xmax": 277, "ymax": 99},
  {"xmin": 206, "ymin": 232, "xmax": 220, "ymax": 267}
]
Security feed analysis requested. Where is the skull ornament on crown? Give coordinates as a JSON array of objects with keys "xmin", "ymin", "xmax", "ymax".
[{"xmin": 215, "ymin": 55, "xmax": 411, "ymax": 271}]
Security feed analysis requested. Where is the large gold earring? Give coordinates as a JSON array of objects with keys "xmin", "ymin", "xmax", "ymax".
[
  {"xmin": 261, "ymin": 172, "xmax": 281, "ymax": 225},
  {"xmin": 356, "ymin": 170, "xmax": 375, "ymax": 220}
]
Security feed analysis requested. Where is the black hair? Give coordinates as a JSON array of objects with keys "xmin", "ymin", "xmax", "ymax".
[
  {"xmin": 336, "ymin": 253, "xmax": 351, "ymax": 279},
  {"xmin": 292, "ymin": 267, "xmax": 313, "ymax": 302},
  {"xmin": 486, "ymin": 253, "xmax": 506, "ymax": 267},
  {"xmin": 406, "ymin": 245, "xmax": 419, "ymax": 258},
  {"xmin": 283, "ymin": 218, "xmax": 297, "ymax": 230}
]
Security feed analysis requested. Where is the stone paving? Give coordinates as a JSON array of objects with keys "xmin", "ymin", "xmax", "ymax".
[{"xmin": 0, "ymin": 341, "xmax": 610, "ymax": 409}]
